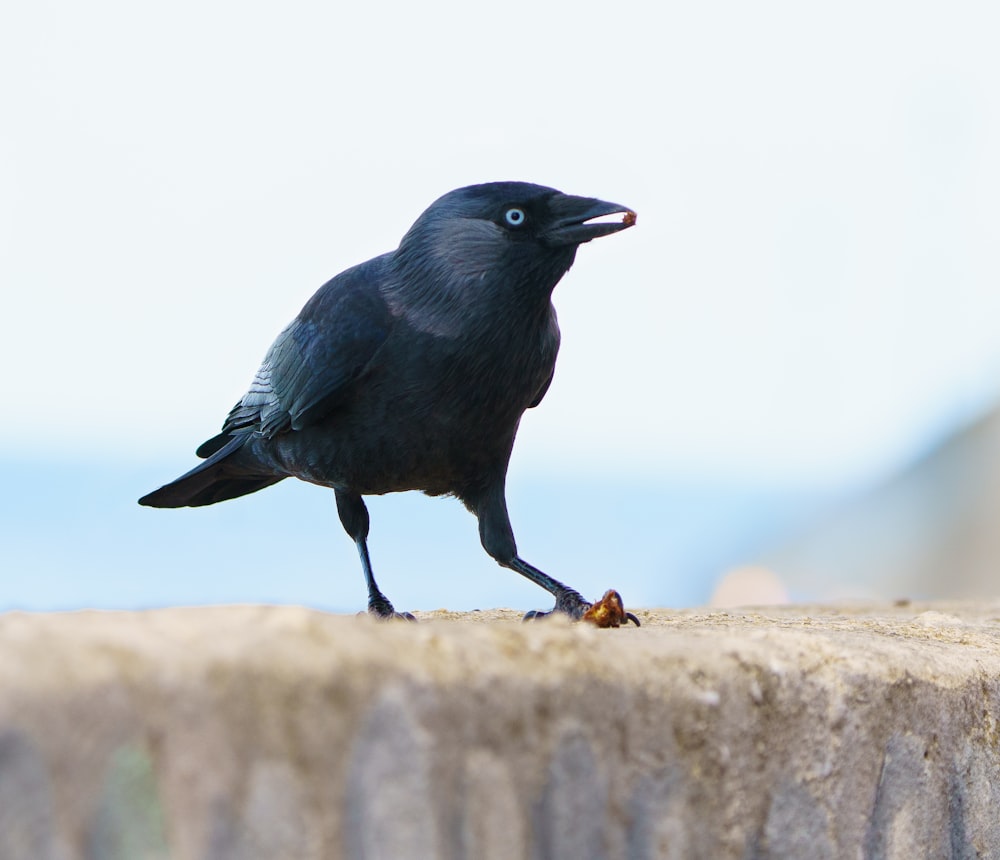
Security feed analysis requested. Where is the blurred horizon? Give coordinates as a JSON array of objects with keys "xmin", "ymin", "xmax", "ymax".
[
  {"xmin": 0, "ymin": 456, "xmax": 834, "ymax": 614},
  {"xmin": 4, "ymin": 399, "xmax": 998, "ymax": 614}
]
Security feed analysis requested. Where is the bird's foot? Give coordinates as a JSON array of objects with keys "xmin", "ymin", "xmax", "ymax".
[
  {"xmin": 523, "ymin": 588, "xmax": 592, "ymax": 622},
  {"xmin": 366, "ymin": 595, "xmax": 416, "ymax": 622},
  {"xmin": 523, "ymin": 588, "xmax": 640, "ymax": 627}
]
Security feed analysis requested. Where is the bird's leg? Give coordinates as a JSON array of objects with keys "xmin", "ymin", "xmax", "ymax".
[
  {"xmin": 335, "ymin": 490, "xmax": 414, "ymax": 620},
  {"xmin": 508, "ymin": 556, "xmax": 592, "ymax": 621},
  {"xmin": 354, "ymin": 535, "xmax": 407, "ymax": 618},
  {"xmin": 474, "ymin": 482, "xmax": 591, "ymax": 621}
]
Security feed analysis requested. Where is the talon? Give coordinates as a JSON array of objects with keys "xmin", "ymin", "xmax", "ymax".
[
  {"xmin": 367, "ymin": 598, "xmax": 416, "ymax": 621},
  {"xmin": 582, "ymin": 589, "xmax": 640, "ymax": 628},
  {"xmin": 370, "ymin": 611, "xmax": 416, "ymax": 622},
  {"xmin": 524, "ymin": 587, "xmax": 592, "ymax": 622}
]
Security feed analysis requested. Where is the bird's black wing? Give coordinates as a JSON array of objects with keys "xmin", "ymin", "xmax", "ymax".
[{"xmin": 196, "ymin": 256, "xmax": 394, "ymax": 457}]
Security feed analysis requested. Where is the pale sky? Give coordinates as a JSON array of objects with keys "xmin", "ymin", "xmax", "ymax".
[{"xmin": 3, "ymin": 1, "xmax": 1000, "ymax": 486}]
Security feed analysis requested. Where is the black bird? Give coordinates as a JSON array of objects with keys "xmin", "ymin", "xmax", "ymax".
[{"xmin": 140, "ymin": 182, "xmax": 636, "ymax": 620}]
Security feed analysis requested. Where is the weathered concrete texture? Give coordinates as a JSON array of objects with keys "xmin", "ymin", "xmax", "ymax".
[{"xmin": 2, "ymin": 603, "xmax": 1000, "ymax": 859}]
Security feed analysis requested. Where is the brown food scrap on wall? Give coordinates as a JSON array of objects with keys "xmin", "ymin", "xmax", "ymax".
[{"xmin": 582, "ymin": 589, "xmax": 641, "ymax": 628}]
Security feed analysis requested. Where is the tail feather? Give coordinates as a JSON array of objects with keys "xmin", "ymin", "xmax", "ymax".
[
  {"xmin": 139, "ymin": 434, "xmax": 285, "ymax": 508},
  {"xmin": 195, "ymin": 431, "xmax": 233, "ymax": 459}
]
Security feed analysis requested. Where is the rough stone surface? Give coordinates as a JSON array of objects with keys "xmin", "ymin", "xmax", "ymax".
[{"xmin": 2, "ymin": 603, "xmax": 1000, "ymax": 859}]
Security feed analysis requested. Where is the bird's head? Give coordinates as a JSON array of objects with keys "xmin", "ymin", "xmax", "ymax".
[{"xmin": 392, "ymin": 182, "xmax": 636, "ymax": 305}]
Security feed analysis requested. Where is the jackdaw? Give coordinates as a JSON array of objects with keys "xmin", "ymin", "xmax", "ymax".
[{"xmin": 140, "ymin": 182, "xmax": 636, "ymax": 620}]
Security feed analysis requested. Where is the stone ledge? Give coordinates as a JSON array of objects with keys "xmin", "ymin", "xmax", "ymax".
[{"xmin": 2, "ymin": 603, "xmax": 1000, "ymax": 859}]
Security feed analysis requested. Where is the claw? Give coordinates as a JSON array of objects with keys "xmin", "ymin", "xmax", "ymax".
[
  {"xmin": 523, "ymin": 588, "xmax": 639, "ymax": 627},
  {"xmin": 365, "ymin": 596, "xmax": 417, "ymax": 621},
  {"xmin": 523, "ymin": 587, "xmax": 591, "ymax": 622},
  {"xmin": 364, "ymin": 610, "xmax": 416, "ymax": 622}
]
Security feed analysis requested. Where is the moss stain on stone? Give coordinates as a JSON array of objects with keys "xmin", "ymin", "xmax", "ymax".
[{"xmin": 87, "ymin": 742, "xmax": 169, "ymax": 860}]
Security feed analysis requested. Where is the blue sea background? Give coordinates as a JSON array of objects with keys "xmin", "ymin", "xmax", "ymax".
[{"xmin": 2, "ymin": 457, "xmax": 828, "ymax": 612}]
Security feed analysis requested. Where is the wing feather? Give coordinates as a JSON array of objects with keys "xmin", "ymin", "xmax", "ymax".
[{"xmin": 203, "ymin": 255, "xmax": 393, "ymax": 452}]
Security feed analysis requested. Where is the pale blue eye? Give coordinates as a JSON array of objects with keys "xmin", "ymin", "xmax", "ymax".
[{"xmin": 504, "ymin": 207, "xmax": 526, "ymax": 227}]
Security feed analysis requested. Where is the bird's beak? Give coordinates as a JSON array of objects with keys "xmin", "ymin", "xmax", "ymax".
[{"xmin": 542, "ymin": 195, "xmax": 637, "ymax": 247}]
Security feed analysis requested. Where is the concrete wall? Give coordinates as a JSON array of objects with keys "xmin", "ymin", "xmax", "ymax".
[{"xmin": 2, "ymin": 604, "xmax": 1000, "ymax": 859}]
